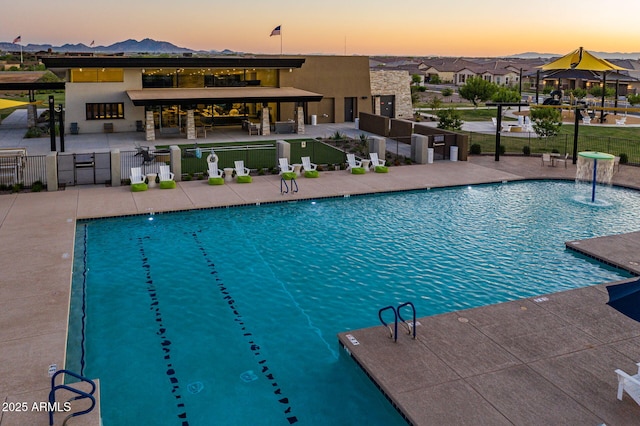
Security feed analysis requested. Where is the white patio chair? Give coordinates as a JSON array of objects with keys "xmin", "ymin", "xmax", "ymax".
[
  {"xmin": 130, "ymin": 167, "xmax": 145, "ymax": 184},
  {"xmin": 301, "ymin": 156, "xmax": 317, "ymax": 172},
  {"xmin": 541, "ymin": 153, "xmax": 553, "ymax": 167},
  {"xmin": 554, "ymin": 153, "xmax": 569, "ymax": 168},
  {"xmin": 159, "ymin": 164, "xmax": 174, "ymax": 182},
  {"xmin": 208, "ymin": 161, "xmax": 223, "ymax": 179},
  {"xmin": 616, "ymin": 363, "xmax": 640, "ymax": 406},
  {"xmin": 278, "ymin": 158, "xmax": 294, "ymax": 175},
  {"xmin": 346, "ymin": 153, "xmax": 362, "ymax": 171},
  {"xmin": 369, "ymin": 152, "xmax": 386, "ymax": 168}
]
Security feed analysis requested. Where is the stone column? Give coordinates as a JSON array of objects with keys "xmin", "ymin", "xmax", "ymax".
[
  {"xmin": 45, "ymin": 152, "xmax": 58, "ymax": 191},
  {"xmin": 411, "ymin": 134, "xmax": 430, "ymax": 164},
  {"xmin": 261, "ymin": 107, "xmax": 271, "ymax": 136},
  {"xmin": 145, "ymin": 110, "xmax": 155, "ymax": 141},
  {"xmin": 170, "ymin": 145, "xmax": 182, "ymax": 182},
  {"xmin": 27, "ymin": 104, "xmax": 38, "ymax": 128},
  {"xmin": 186, "ymin": 110, "xmax": 196, "ymax": 140},
  {"xmin": 110, "ymin": 149, "xmax": 121, "ymax": 187},
  {"xmin": 295, "ymin": 106, "xmax": 305, "ymax": 134},
  {"xmin": 374, "ymin": 96, "xmax": 381, "ymax": 115},
  {"xmin": 368, "ymin": 136, "xmax": 386, "ymax": 160},
  {"xmin": 276, "ymin": 140, "xmax": 290, "ymax": 164}
]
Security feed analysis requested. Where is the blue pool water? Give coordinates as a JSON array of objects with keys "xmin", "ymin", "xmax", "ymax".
[{"xmin": 68, "ymin": 181, "xmax": 640, "ymax": 425}]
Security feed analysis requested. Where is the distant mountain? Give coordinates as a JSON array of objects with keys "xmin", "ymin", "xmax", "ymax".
[
  {"xmin": 0, "ymin": 38, "xmax": 225, "ymax": 54},
  {"xmin": 511, "ymin": 51, "xmax": 640, "ymax": 60}
]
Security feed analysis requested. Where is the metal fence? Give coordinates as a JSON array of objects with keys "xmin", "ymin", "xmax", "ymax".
[
  {"xmin": 467, "ymin": 133, "xmax": 640, "ymax": 165},
  {"xmin": 0, "ymin": 154, "xmax": 47, "ymax": 189}
]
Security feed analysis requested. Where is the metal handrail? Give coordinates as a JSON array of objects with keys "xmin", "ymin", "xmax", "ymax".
[
  {"xmin": 378, "ymin": 306, "xmax": 398, "ymax": 342},
  {"xmin": 49, "ymin": 369, "xmax": 97, "ymax": 426},
  {"xmin": 397, "ymin": 301, "xmax": 417, "ymax": 339}
]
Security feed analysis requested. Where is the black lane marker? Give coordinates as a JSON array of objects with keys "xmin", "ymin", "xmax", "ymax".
[
  {"xmin": 138, "ymin": 236, "xmax": 190, "ymax": 426},
  {"xmin": 192, "ymin": 231, "xmax": 298, "ymax": 424}
]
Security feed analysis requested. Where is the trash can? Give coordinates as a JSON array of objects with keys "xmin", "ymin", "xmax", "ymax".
[
  {"xmin": 355, "ymin": 118, "xmax": 359, "ymax": 129},
  {"xmin": 311, "ymin": 115, "xmax": 317, "ymax": 126},
  {"xmin": 427, "ymin": 148, "xmax": 434, "ymax": 164},
  {"xmin": 450, "ymin": 146, "xmax": 458, "ymax": 162}
]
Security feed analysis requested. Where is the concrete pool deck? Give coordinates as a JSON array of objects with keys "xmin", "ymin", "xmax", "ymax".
[{"xmin": 2, "ymin": 149, "xmax": 640, "ymax": 424}]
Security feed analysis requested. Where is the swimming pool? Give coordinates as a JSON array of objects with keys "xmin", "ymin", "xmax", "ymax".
[{"xmin": 68, "ymin": 180, "xmax": 639, "ymax": 425}]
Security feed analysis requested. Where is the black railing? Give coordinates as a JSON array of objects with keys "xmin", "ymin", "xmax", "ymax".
[{"xmin": 467, "ymin": 133, "xmax": 640, "ymax": 165}]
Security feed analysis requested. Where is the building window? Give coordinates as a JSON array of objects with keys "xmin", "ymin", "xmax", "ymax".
[
  {"xmin": 71, "ymin": 68, "xmax": 124, "ymax": 82},
  {"xmin": 86, "ymin": 103, "xmax": 125, "ymax": 120}
]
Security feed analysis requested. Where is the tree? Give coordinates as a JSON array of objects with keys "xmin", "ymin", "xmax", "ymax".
[
  {"xmin": 436, "ymin": 108, "xmax": 463, "ymax": 131},
  {"xmin": 458, "ymin": 77, "xmax": 498, "ymax": 107},
  {"xmin": 588, "ymin": 85, "xmax": 615, "ymax": 98},
  {"xmin": 530, "ymin": 107, "xmax": 562, "ymax": 139},
  {"xmin": 428, "ymin": 74, "xmax": 441, "ymax": 84},
  {"xmin": 411, "ymin": 74, "xmax": 422, "ymax": 86},
  {"xmin": 628, "ymin": 93, "xmax": 640, "ymax": 106},
  {"xmin": 441, "ymin": 87, "xmax": 454, "ymax": 100},
  {"xmin": 490, "ymin": 87, "xmax": 521, "ymax": 103},
  {"xmin": 427, "ymin": 95, "xmax": 443, "ymax": 111}
]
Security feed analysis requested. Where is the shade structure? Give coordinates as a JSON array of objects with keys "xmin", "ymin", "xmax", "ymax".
[
  {"xmin": 607, "ymin": 279, "xmax": 640, "ymax": 323},
  {"xmin": 540, "ymin": 47, "xmax": 627, "ymax": 72},
  {"xmin": 0, "ymin": 98, "xmax": 30, "ymax": 110}
]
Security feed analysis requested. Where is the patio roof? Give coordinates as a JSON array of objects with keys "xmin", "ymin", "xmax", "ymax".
[{"xmin": 126, "ymin": 86, "xmax": 323, "ymax": 106}]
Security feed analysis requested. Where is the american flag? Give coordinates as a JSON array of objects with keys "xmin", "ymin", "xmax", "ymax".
[
  {"xmin": 270, "ymin": 26, "xmax": 281, "ymax": 37},
  {"xmin": 90, "ymin": 40, "xmax": 95, "ymax": 47},
  {"xmin": 13, "ymin": 35, "xmax": 21, "ymax": 43}
]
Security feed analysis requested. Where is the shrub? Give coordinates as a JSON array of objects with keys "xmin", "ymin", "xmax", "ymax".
[
  {"xmin": 470, "ymin": 143, "xmax": 482, "ymax": 155},
  {"xmin": 619, "ymin": 153, "xmax": 628, "ymax": 164},
  {"xmin": 499, "ymin": 145, "xmax": 506, "ymax": 155},
  {"xmin": 522, "ymin": 145, "xmax": 531, "ymax": 156},
  {"xmin": 31, "ymin": 180, "xmax": 44, "ymax": 192}
]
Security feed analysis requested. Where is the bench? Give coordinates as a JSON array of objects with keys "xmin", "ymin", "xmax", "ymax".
[{"xmin": 103, "ymin": 123, "xmax": 114, "ymax": 133}]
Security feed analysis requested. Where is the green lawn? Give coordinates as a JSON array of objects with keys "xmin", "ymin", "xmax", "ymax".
[{"xmin": 157, "ymin": 138, "xmax": 348, "ymax": 175}]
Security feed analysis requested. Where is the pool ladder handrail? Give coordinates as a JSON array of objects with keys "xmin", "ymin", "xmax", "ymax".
[
  {"xmin": 378, "ymin": 302, "xmax": 417, "ymax": 342},
  {"xmin": 397, "ymin": 301, "xmax": 417, "ymax": 339},
  {"xmin": 378, "ymin": 305, "xmax": 399, "ymax": 342},
  {"xmin": 48, "ymin": 369, "xmax": 97, "ymax": 426},
  {"xmin": 280, "ymin": 175, "xmax": 298, "ymax": 194}
]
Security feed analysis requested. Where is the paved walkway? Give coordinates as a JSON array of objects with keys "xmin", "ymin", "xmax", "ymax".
[{"xmin": 2, "ymin": 110, "xmax": 640, "ymax": 425}]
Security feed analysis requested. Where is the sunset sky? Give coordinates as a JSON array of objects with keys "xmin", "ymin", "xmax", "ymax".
[{"xmin": 3, "ymin": 0, "xmax": 640, "ymax": 57}]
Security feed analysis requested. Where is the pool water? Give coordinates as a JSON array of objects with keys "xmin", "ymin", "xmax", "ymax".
[{"xmin": 68, "ymin": 181, "xmax": 640, "ymax": 425}]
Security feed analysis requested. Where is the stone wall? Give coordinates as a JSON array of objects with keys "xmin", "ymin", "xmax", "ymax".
[{"xmin": 369, "ymin": 70, "xmax": 413, "ymax": 120}]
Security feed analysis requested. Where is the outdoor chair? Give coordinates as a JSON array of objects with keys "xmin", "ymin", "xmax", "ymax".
[
  {"xmin": 541, "ymin": 153, "xmax": 553, "ymax": 167},
  {"xmin": 208, "ymin": 161, "xmax": 224, "ymax": 185},
  {"xmin": 346, "ymin": 154, "xmax": 364, "ymax": 174},
  {"xmin": 130, "ymin": 167, "xmax": 148, "ymax": 192},
  {"xmin": 616, "ymin": 363, "xmax": 640, "ymax": 406},
  {"xmin": 158, "ymin": 165, "xmax": 176, "ymax": 189},
  {"xmin": 234, "ymin": 160, "xmax": 252, "ymax": 183},
  {"xmin": 301, "ymin": 156, "xmax": 318, "ymax": 178},
  {"xmin": 554, "ymin": 153, "xmax": 569, "ymax": 168},
  {"xmin": 278, "ymin": 158, "xmax": 294, "ymax": 175}
]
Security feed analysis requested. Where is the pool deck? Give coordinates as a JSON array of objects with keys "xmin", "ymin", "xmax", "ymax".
[{"xmin": 3, "ymin": 126, "xmax": 640, "ymax": 424}]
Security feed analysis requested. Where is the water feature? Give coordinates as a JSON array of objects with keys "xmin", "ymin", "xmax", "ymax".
[{"xmin": 576, "ymin": 151, "xmax": 616, "ymax": 203}]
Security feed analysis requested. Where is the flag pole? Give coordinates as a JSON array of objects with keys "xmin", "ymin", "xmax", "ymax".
[{"xmin": 280, "ymin": 28, "xmax": 283, "ymax": 55}]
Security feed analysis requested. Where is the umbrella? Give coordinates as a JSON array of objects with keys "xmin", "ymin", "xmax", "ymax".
[
  {"xmin": 0, "ymin": 98, "xmax": 30, "ymax": 110},
  {"xmin": 540, "ymin": 47, "xmax": 626, "ymax": 72},
  {"xmin": 607, "ymin": 279, "xmax": 640, "ymax": 323},
  {"xmin": 540, "ymin": 47, "xmax": 629, "ymax": 123}
]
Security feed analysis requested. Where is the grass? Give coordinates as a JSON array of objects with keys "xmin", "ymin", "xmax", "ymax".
[{"xmin": 156, "ymin": 138, "xmax": 348, "ymax": 175}]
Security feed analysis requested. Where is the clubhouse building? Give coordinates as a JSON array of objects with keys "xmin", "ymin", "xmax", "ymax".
[{"xmin": 42, "ymin": 55, "xmax": 378, "ymax": 139}]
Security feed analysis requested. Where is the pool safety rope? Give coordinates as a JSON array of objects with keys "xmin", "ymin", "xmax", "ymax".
[
  {"xmin": 138, "ymin": 236, "xmax": 190, "ymax": 426},
  {"xmin": 192, "ymin": 230, "xmax": 299, "ymax": 424},
  {"xmin": 79, "ymin": 224, "xmax": 89, "ymax": 376}
]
